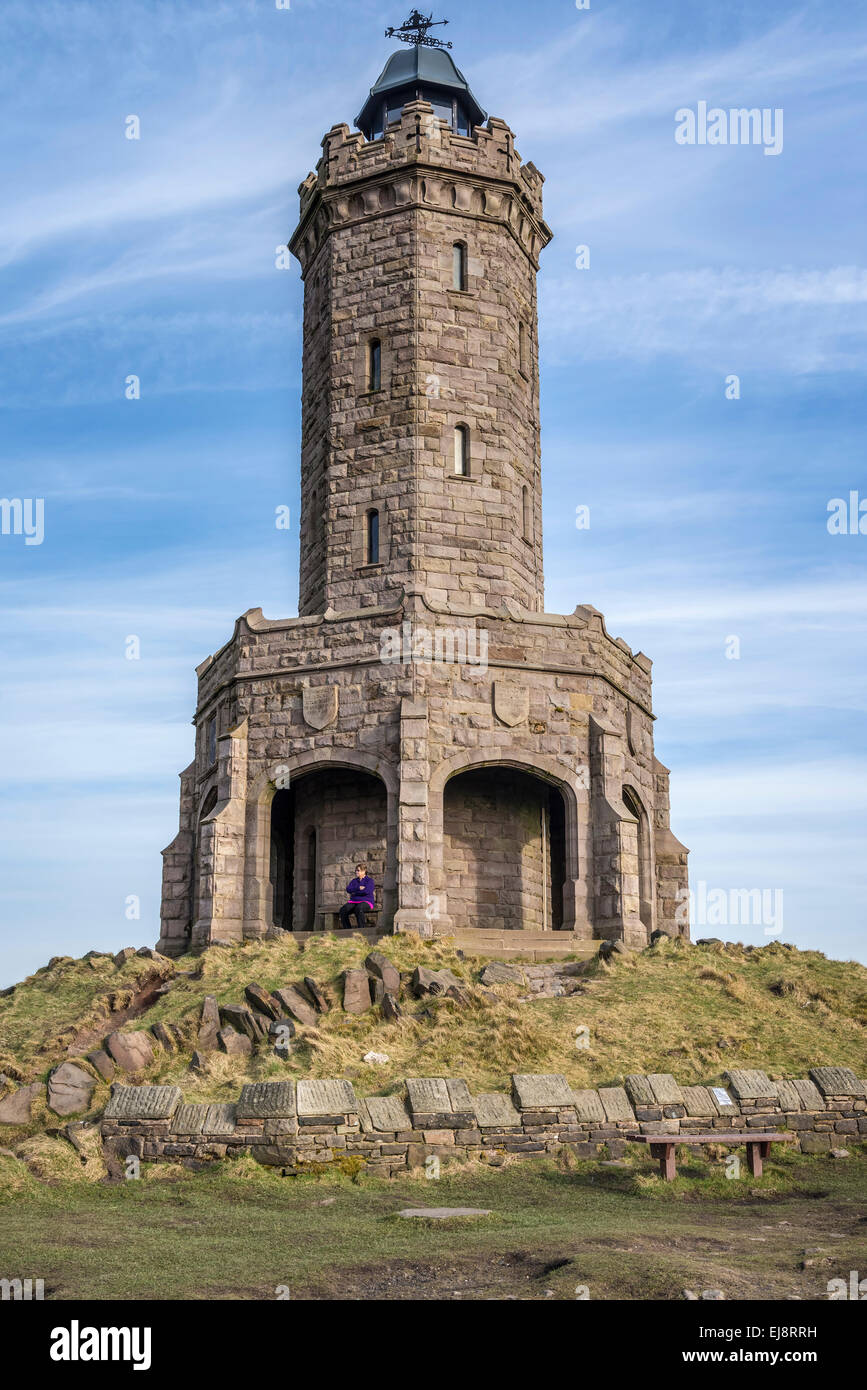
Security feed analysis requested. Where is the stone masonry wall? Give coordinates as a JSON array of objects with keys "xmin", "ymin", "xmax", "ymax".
[{"xmin": 102, "ymin": 1067, "xmax": 866, "ymax": 1177}]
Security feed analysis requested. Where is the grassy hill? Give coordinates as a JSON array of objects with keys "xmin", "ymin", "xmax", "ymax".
[{"xmin": 2, "ymin": 934, "xmax": 865, "ymax": 1128}]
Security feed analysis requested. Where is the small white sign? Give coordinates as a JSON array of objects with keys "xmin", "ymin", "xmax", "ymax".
[{"xmin": 712, "ymin": 1087, "xmax": 733, "ymax": 1106}]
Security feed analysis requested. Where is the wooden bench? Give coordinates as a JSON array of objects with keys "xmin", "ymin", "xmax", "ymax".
[{"xmin": 628, "ymin": 1131, "xmax": 795, "ymax": 1180}]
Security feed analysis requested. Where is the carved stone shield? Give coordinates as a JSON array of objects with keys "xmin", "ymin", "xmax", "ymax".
[
  {"xmin": 302, "ymin": 684, "xmax": 338, "ymax": 730},
  {"xmin": 493, "ymin": 681, "xmax": 529, "ymax": 728}
]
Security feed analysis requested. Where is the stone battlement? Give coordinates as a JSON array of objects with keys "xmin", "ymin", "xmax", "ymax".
[
  {"xmin": 102, "ymin": 1067, "xmax": 866, "ymax": 1176},
  {"xmin": 291, "ymin": 103, "xmax": 551, "ymax": 275}
]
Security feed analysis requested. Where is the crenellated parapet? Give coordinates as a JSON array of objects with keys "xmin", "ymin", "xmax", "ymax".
[{"xmin": 290, "ymin": 103, "xmax": 552, "ymax": 275}]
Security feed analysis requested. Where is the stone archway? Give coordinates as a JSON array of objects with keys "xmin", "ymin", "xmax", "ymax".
[
  {"xmin": 244, "ymin": 752, "xmax": 398, "ymax": 936},
  {"xmin": 428, "ymin": 751, "xmax": 585, "ymax": 935}
]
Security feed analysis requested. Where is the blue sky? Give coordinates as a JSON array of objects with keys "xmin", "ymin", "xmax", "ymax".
[{"xmin": 1, "ymin": 0, "xmax": 865, "ymax": 986}]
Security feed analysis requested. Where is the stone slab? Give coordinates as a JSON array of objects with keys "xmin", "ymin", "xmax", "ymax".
[
  {"xmin": 792, "ymin": 1078, "xmax": 825, "ymax": 1111},
  {"xmin": 296, "ymin": 1079, "xmax": 357, "ymax": 1117},
  {"xmin": 202, "ymin": 1103, "xmax": 237, "ymax": 1136},
  {"xmin": 681, "ymin": 1086, "xmax": 716, "ymax": 1118},
  {"xmin": 364, "ymin": 1094, "xmax": 412, "ymax": 1132},
  {"xmin": 397, "ymin": 1208, "xmax": 491, "ymax": 1220},
  {"xmin": 809, "ymin": 1067, "xmax": 863, "ymax": 1098},
  {"xmin": 598, "ymin": 1087, "xmax": 634, "ymax": 1122},
  {"xmin": 405, "ymin": 1077, "xmax": 451, "ymax": 1114},
  {"xmin": 236, "ymin": 1082, "xmax": 297, "ymax": 1120},
  {"xmin": 511, "ymin": 1073, "xmax": 573, "ymax": 1110},
  {"xmin": 103, "ymin": 1085, "xmax": 182, "ymax": 1122},
  {"xmin": 775, "ymin": 1080, "xmax": 802, "ymax": 1112},
  {"xmin": 647, "ymin": 1073, "xmax": 684, "ymax": 1106},
  {"xmin": 624, "ymin": 1075, "xmax": 655, "ymax": 1107},
  {"xmin": 173, "ymin": 1103, "xmax": 209, "ymax": 1135},
  {"xmin": 725, "ymin": 1069, "xmax": 776, "ymax": 1100},
  {"xmin": 446, "ymin": 1078, "xmax": 473, "ymax": 1111},
  {"xmin": 472, "ymin": 1093, "xmax": 522, "ymax": 1128},
  {"xmin": 571, "ymin": 1089, "xmax": 606, "ymax": 1123}
]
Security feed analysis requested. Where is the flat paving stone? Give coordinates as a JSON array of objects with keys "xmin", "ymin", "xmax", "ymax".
[{"xmin": 397, "ymin": 1207, "xmax": 492, "ymax": 1220}]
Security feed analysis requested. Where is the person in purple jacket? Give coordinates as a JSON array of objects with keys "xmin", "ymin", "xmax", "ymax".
[{"xmin": 339, "ymin": 861, "xmax": 375, "ymax": 930}]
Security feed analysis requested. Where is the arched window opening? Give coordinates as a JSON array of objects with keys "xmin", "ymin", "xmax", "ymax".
[
  {"xmin": 454, "ymin": 424, "xmax": 469, "ymax": 477},
  {"xmin": 452, "ymin": 242, "xmax": 468, "ymax": 291},
  {"xmin": 367, "ymin": 338, "xmax": 381, "ymax": 392},
  {"xmin": 522, "ymin": 484, "xmax": 532, "ymax": 542},
  {"xmin": 366, "ymin": 508, "xmax": 380, "ymax": 564}
]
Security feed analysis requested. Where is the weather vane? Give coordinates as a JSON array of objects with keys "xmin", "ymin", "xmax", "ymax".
[{"xmin": 385, "ymin": 10, "xmax": 452, "ymax": 50}]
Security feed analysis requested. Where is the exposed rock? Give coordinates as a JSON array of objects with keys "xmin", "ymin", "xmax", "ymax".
[
  {"xmin": 105, "ymin": 1030, "xmax": 155, "ymax": 1073},
  {"xmin": 150, "ymin": 1022, "xmax": 177, "ymax": 1053},
  {"xmin": 86, "ymin": 1049, "xmax": 115, "ymax": 1082},
  {"xmin": 696, "ymin": 938, "xmax": 723, "ymax": 946},
  {"xmin": 363, "ymin": 1051, "xmax": 390, "ymax": 1065},
  {"xmin": 480, "ymin": 961, "xmax": 525, "ymax": 986},
  {"xmin": 829, "ymin": 1148, "xmax": 851, "ymax": 1159},
  {"xmin": 364, "ymin": 952, "xmax": 400, "ymax": 996},
  {"xmin": 217, "ymin": 1027, "xmax": 253, "ymax": 1057},
  {"xmin": 412, "ymin": 966, "xmax": 463, "ymax": 998},
  {"xmin": 47, "ymin": 1062, "xmax": 97, "ymax": 1116},
  {"xmin": 381, "ymin": 993, "xmax": 403, "ymax": 1022},
  {"xmin": 445, "ymin": 984, "xmax": 472, "ymax": 1006},
  {"xmin": 701, "ymin": 1290, "xmax": 725, "ymax": 1300},
  {"xmin": 303, "ymin": 977, "xmax": 330, "ymax": 1013},
  {"xmin": 342, "ymin": 969, "xmax": 373, "ymax": 1014},
  {"xmin": 0, "ymin": 1082, "xmax": 44, "ymax": 1125},
  {"xmin": 219, "ymin": 1004, "xmax": 267, "ymax": 1041},
  {"xmin": 272, "ymin": 986, "xmax": 318, "ymax": 1028},
  {"xmin": 197, "ymin": 996, "xmax": 221, "ymax": 1050},
  {"xmin": 189, "ymin": 1051, "xmax": 209, "ymax": 1072},
  {"xmin": 244, "ymin": 983, "xmax": 281, "ymax": 1021}
]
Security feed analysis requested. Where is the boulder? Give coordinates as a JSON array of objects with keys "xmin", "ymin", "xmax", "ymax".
[
  {"xmin": 47, "ymin": 1062, "xmax": 97, "ymax": 1117},
  {"xmin": 86, "ymin": 1049, "xmax": 115, "ymax": 1082},
  {"xmin": 364, "ymin": 952, "xmax": 400, "ymax": 997},
  {"xmin": 105, "ymin": 1030, "xmax": 155, "ymax": 1073},
  {"xmin": 412, "ymin": 966, "xmax": 462, "ymax": 998},
  {"xmin": 342, "ymin": 969, "xmax": 373, "ymax": 1014},
  {"xmin": 150, "ymin": 1022, "xmax": 177, "ymax": 1053},
  {"xmin": 0, "ymin": 1082, "xmax": 44, "ymax": 1125},
  {"xmin": 197, "ymin": 995, "xmax": 221, "ymax": 1050},
  {"xmin": 303, "ymin": 977, "xmax": 330, "ymax": 1013},
  {"xmin": 113, "ymin": 948, "xmax": 137, "ymax": 966},
  {"xmin": 244, "ymin": 983, "xmax": 281, "ymax": 1021},
  {"xmin": 696, "ymin": 938, "xmax": 723, "ymax": 946},
  {"xmin": 219, "ymin": 1004, "xmax": 267, "ymax": 1041},
  {"xmin": 272, "ymin": 986, "xmax": 318, "ymax": 1028},
  {"xmin": 480, "ymin": 961, "xmax": 525, "ymax": 986},
  {"xmin": 217, "ymin": 1027, "xmax": 253, "ymax": 1057},
  {"xmin": 189, "ymin": 1051, "xmax": 209, "ymax": 1072}
]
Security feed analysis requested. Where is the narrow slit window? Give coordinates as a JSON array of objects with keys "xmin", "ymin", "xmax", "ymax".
[
  {"xmin": 454, "ymin": 424, "xmax": 469, "ymax": 477},
  {"xmin": 366, "ymin": 508, "xmax": 380, "ymax": 564},
  {"xmin": 206, "ymin": 716, "xmax": 217, "ymax": 768},
  {"xmin": 519, "ymin": 321, "xmax": 529, "ymax": 376},
  {"xmin": 522, "ymin": 484, "xmax": 532, "ymax": 541},
  {"xmin": 368, "ymin": 339, "xmax": 381, "ymax": 392},
  {"xmin": 452, "ymin": 242, "xmax": 468, "ymax": 291}
]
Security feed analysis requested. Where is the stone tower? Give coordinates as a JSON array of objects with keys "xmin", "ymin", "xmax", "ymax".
[{"xmin": 157, "ymin": 33, "xmax": 689, "ymax": 958}]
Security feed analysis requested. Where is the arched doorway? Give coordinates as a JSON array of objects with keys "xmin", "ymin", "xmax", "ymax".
[
  {"xmin": 442, "ymin": 766, "xmax": 568, "ymax": 932},
  {"xmin": 623, "ymin": 785, "xmax": 653, "ymax": 933},
  {"xmin": 269, "ymin": 766, "xmax": 389, "ymax": 931}
]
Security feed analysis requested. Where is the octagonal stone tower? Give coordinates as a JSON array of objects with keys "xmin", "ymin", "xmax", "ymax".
[{"xmin": 157, "ymin": 41, "xmax": 689, "ymax": 958}]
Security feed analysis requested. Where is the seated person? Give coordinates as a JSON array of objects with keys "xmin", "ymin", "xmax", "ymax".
[{"xmin": 339, "ymin": 861, "xmax": 375, "ymax": 929}]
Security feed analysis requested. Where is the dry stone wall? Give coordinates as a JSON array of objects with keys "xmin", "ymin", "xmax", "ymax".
[{"xmin": 102, "ymin": 1066, "xmax": 866, "ymax": 1175}]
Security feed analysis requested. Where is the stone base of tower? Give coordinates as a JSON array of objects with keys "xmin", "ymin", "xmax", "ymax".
[{"xmin": 157, "ymin": 592, "xmax": 689, "ymax": 958}]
